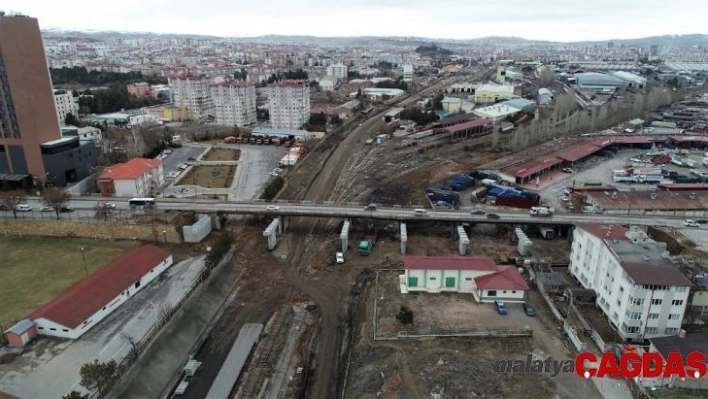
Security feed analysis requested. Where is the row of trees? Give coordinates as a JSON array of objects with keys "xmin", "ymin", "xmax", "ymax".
[
  {"xmin": 399, "ymin": 108, "xmax": 439, "ymax": 125},
  {"xmin": 50, "ymin": 66, "xmax": 166, "ymax": 86},
  {"xmin": 0, "ymin": 187, "xmax": 71, "ymax": 220},
  {"xmin": 260, "ymin": 176, "xmax": 285, "ymax": 201},
  {"xmin": 205, "ymin": 231, "xmax": 234, "ymax": 269},
  {"xmin": 78, "ymin": 86, "xmax": 165, "ymax": 114},
  {"xmin": 375, "ymin": 77, "xmax": 408, "ymax": 91}
]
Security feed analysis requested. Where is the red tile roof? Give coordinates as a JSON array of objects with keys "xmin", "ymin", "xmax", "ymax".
[
  {"xmin": 475, "ymin": 266, "xmax": 529, "ymax": 290},
  {"xmin": 611, "ymin": 136, "xmax": 650, "ymax": 144},
  {"xmin": 576, "ymin": 223, "xmax": 630, "ymax": 241},
  {"xmin": 669, "ymin": 136, "xmax": 708, "ymax": 143},
  {"xmin": 28, "ymin": 245, "xmax": 171, "ymax": 329},
  {"xmin": 404, "ymin": 256, "xmax": 498, "ymax": 272},
  {"xmin": 98, "ymin": 158, "xmax": 160, "ymax": 181},
  {"xmin": 514, "ymin": 157, "xmax": 563, "ymax": 178},
  {"xmin": 441, "ymin": 119, "xmax": 493, "ymax": 133},
  {"xmin": 555, "ymin": 143, "xmax": 604, "ymax": 162}
]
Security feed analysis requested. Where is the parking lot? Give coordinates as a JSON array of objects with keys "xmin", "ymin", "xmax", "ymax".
[
  {"xmin": 223, "ymin": 143, "xmax": 284, "ymax": 201},
  {"xmin": 0, "ymin": 256, "xmax": 205, "ymax": 399},
  {"xmin": 161, "ymin": 146, "xmax": 207, "ymax": 181}
]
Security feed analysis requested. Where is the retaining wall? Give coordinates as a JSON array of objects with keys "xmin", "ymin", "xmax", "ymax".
[{"xmin": 0, "ymin": 220, "xmax": 182, "ymax": 243}]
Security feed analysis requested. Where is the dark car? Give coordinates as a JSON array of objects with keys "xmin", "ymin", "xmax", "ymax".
[
  {"xmin": 523, "ymin": 302, "xmax": 536, "ymax": 317},
  {"xmin": 187, "ymin": 156, "xmax": 197, "ymax": 161},
  {"xmin": 494, "ymin": 300, "xmax": 508, "ymax": 315},
  {"xmin": 487, "ymin": 213, "xmax": 500, "ymax": 220},
  {"xmin": 559, "ymin": 308, "xmax": 568, "ymax": 318},
  {"xmin": 0, "ymin": 204, "xmax": 9, "ymax": 211},
  {"xmin": 364, "ymin": 203, "xmax": 378, "ymax": 211},
  {"xmin": 695, "ymin": 219, "xmax": 708, "ymax": 224},
  {"xmin": 470, "ymin": 209, "xmax": 486, "ymax": 215},
  {"xmin": 59, "ymin": 206, "xmax": 75, "ymax": 213}
]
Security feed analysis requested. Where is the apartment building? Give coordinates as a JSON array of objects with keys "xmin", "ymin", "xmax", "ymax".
[
  {"xmin": 97, "ymin": 157, "xmax": 164, "ymax": 197},
  {"xmin": 210, "ymin": 80, "xmax": 257, "ymax": 127},
  {"xmin": 402, "ymin": 64, "xmax": 414, "ymax": 82},
  {"xmin": 168, "ymin": 74, "xmax": 213, "ymax": 121},
  {"xmin": 268, "ymin": 80, "xmax": 311, "ymax": 130},
  {"xmin": 53, "ymin": 89, "xmax": 79, "ymax": 124},
  {"xmin": 570, "ymin": 224, "xmax": 692, "ymax": 342},
  {"xmin": 326, "ymin": 63, "xmax": 348, "ymax": 80}
]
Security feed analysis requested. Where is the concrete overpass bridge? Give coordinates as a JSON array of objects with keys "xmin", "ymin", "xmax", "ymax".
[{"xmin": 56, "ymin": 197, "xmax": 688, "ymax": 254}]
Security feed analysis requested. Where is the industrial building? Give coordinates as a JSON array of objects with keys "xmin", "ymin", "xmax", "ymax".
[
  {"xmin": 382, "ymin": 108, "xmax": 404, "ymax": 123},
  {"xmin": 5, "ymin": 245, "xmax": 174, "ymax": 341},
  {"xmin": 471, "ymin": 103, "xmax": 522, "ymax": 121},
  {"xmin": 441, "ymin": 97, "xmax": 461, "ymax": 113},
  {"xmin": 586, "ymin": 190, "xmax": 708, "ymax": 216},
  {"xmin": 251, "ymin": 127, "xmax": 310, "ymax": 141},
  {"xmin": 361, "ymin": 88, "xmax": 405, "ymax": 99},
  {"xmin": 474, "ymin": 84, "xmax": 519, "ymax": 104},
  {"xmin": 574, "ymin": 72, "xmax": 628, "ymax": 92},
  {"xmin": 538, "ymin": 88, "xmax": 553, "ymax": 105},
  {"xmin": 610, "ymin": 71, "xmax": 647, "ymax": 89},
  {"xmin": 500, "ymin": 98, "xmax": 537, "ymax": 113}
]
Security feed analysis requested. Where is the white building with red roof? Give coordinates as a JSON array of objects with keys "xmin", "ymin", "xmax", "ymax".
[
  {"xmin": 5, "ymin": 245, "xmax": 173, "ymax": 341},
  {"xmin": 400, "ymin": 256, "xmax": 529, "ymax": 302},
  {"xmin": 97, "ymin": 157, "xmax": 164, "ymax": 197}
]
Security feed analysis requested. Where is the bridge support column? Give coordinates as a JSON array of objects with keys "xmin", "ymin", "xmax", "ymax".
[
  {"xmin": 340, "ymin": 219, "xmax": 350, "ymax": 253},
  {"xmin": 514, "ymin": 227, "xmax": 533, "ymax": 256},
  {"xmin": 277, "ymin": 216, "xmax": 287, "ymax": 234},
  {"xmin": 457, "ymin": 225, "xmax": 470, "ymax": 255},
  {"xmin": 263, "ymin": 218, "xmax": 280, "ymax": 251},
  {"xmin": 211, "ymin": 214, "xmax": 222, "ymax": 230},
  {"xmin": 400, "ymin": 223, "xmax": 407, "ymax": 255}
]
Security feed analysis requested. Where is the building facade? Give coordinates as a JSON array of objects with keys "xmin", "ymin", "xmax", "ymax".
[
  {"xmin": 97, "ymin": 157, "xmax": 164, "ymax": 197},
  {"xmin": 210, "ymin": 80, "xmax": 257, "ymax": 127},
  {"xmin": 402, "ymin": 64, "xmax": 414, "ymax": 83},
  {"xmin": 53, "ymin": 89, "xmax": 79, "ymax": 124},
  {"xmin": 318, "ymin": 76, "xmax": 337, "ymax": 92},
  {"xmin": 168, "ymin": 74, "xmax": 213, "ymax": 121},
  {"xmin": 569, "ymin": 224, "xmax": 692, "ymax": 342},
  {"xmin": 268, "ymin": 80, "xmax": 311, "ymax": 129},
  {"xmin": 0, "ymin": 15, "xmax": 65, "ymax": 186},
  {"xmin": 326, "ymin": 63, "xmax": 348, "ymax": 80}
]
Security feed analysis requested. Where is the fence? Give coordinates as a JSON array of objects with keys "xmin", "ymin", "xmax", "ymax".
[
  {"xmin": 0, "ymin": 210, "xmax": 174, "ymax": 225},
  {"xmin": 95, "ymin": 248, "xmax": 234, "ymax": 399},
  {"xmin": 374, "ymin": 328, "xmax": 533, "ymax": 340}
]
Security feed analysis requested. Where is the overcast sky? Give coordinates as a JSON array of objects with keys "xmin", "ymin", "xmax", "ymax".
[{"xmin": 4, "ymin": 0, "xmax": 707, "ymax": 42}]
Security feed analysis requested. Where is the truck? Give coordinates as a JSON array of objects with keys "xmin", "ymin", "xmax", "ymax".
[
  {"xmin": 530, "ymin": 206, "xmax": 553, "ymax": 217},
  {"xmin": 358, "ymin": 240, "xmax": 373, "ymax": 256},
  {"xmin": 634, "ymin": 175, "xmax": 663, "ymax": 184},
  {"xmin": 613, "ymin": 175, "xmax": 636, "ymax": 183}
]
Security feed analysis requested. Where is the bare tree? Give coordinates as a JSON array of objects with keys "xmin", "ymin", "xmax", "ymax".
[
  {"xmin": 122, "ymin": 333, "xmax": 140, "ymax": 361},
  {"xmin": 538, "ymin": 67, "xmax": 555, "ymax": 86},
  {"xmin": 41, "ymin": 187, "xmax": 71, "ymax": 220},
  {"xmin": 0, "ymin": 189, "xmax": 27, "ymax": 219}
]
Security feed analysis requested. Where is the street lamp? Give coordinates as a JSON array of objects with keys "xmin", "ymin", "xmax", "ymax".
[{"xmin": 79, "ymin": 246, "xmax": 88, "ymax": 276}]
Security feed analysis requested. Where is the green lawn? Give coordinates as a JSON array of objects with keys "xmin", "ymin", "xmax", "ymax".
[
  {"xmin": 177, "ymin": 165, "xmax": 236, "ymax": 188},
  {"xmin": 202, "ymin": 148, "xmax": 241, "ymax": 162},
  {"xmin": 0, "ymin": 236, "xmax": 136, "ymax": 326}
]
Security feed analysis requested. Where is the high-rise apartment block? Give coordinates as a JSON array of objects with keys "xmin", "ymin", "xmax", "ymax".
[
  {"xmin": 0, "ymin": 14, "xmax": 96, "ymax": 187},
  {"xmin": 326, "ymin": 63, "xmax": 348, "ymax": 80},
  {"xmin": 268, "ymin": 80, "xmax": 310, "ymax": 130},
  {"xmin": 53, "ymin": 89, "xmax": 79, "ymax": 124},
  {"xmin": 210, "ymin": 81, "xmax": 257, "ymax": 127},
  {"xmin": 402, "ymin": 64, "xmax": 414, "ymax": 83},
  {"xmin": 168, "ymin": 74, "xmax": 213, "ymax": 121}
]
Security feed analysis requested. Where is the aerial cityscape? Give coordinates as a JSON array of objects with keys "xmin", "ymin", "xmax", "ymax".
[{"xmin": 2, "ymin": 5, "xmax": 708, "ymax": 399}]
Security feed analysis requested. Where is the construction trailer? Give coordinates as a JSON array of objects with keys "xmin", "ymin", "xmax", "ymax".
[{"xmin": 358, "ymin": 240, "xmax": 373, "ymax": 256}]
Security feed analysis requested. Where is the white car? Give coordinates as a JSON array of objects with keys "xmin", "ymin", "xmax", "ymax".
[
  {"xmin": 560, "ymin": 196, "xmax": 570, "ymax": 202},
  {"xmin": 562, "ymin": 168, "xmax": 574, "ymax": 173},
  {"xmin": 336, "ymin": 252, "xmax": 344, "ymax": 264},
  {"xmin": 266, "ymin": 205, "xmax": 279, "ymax": 211},
  {"xmin": 102, "ymin": 202, "xmax": 116, "ymax": 209},
  {"xmin": 684, "ymin": 220, "xmax": 700, "ymax": 227}
]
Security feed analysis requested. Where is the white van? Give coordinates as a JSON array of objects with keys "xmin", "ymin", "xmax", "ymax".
[
  {"xmin": 414, "ymin": 209, "xmax": 428, "ymax": 215},
  {"xmin": 15, "ymin": 204, "xmax": 32, "ymax": 212}
]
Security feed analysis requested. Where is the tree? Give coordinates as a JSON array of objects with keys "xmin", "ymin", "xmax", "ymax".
[
  {"xmin": 41, "ymin": 187, "xmax": 71, "ymax": 220},
  {"xmin": 539, "ymin": 67, "xmax": 555, "ymax": 86},
  {"xmin": 396, "ymin": 306, "xmax": 414, "ymax": 325},
  {"xmin": 0, "ymin": 189, "xmax": 27, "ymax": 219},
  {"xmin": 79, "ymin": 359, "xmax": 117, "ymax": 397},
  {"xmin": 232, "ymin": 125, "xmax": 240, "ymax": 136},
  {"xmin": 63, "ymin": 391, "xmax": 88, "ymax": 399},
  {"xmin": 65, "ymin": 112, "xmax": 80, "ymax": 127}
]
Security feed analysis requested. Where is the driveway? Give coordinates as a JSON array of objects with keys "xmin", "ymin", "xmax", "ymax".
[{"xmin": 0, "ymin": 256, "xmax": 205, "ymax": 399}]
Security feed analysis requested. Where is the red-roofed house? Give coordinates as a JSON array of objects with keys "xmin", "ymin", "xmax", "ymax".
[
  {"xmin": 98, "ymin": 157, "xmax": 164, "ymax": 197},
  {"xmin": 401, "ymin": 256, "xmax": 529, "ymax": 302},
  {"xmin": 10, "ymin": 245, "xmax": 173, "ymax": 340}
]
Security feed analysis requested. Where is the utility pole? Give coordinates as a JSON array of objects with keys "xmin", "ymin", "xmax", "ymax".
[{"xmin": 80, "ymin": 246, "xmax": 88, "ymax": 277}]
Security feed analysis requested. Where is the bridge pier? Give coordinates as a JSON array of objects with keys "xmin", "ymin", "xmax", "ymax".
[
  {"xmin": 277, "ymin": 216, "xmax": 287, "ymax": 234},
  {"xmin": 340, "ymin": 219, "xmax": 351, "ymax": 253},
  {"xmin": 263, "ymin": 218, "xmax": 280, "ymax": 251},
  {"xmin": 457, "ymin": 225, "xmax": 470, "ymax": 255},
  {"xmin": 514, "ymin": 227, "xmax": 533, "ymax": 256},
  {"xmin": 400, "ymin": 223, "xmax": 407, "ymax": 255}
]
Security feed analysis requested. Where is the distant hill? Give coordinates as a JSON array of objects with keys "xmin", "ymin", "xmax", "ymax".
[{"xmin": 415, "ymin": 44, "xmax": 453, "ymax": 57}]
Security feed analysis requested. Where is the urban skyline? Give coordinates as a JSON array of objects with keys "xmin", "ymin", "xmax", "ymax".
[{"xmin": 4, "ymin": 0, "xmax": 708, "ymax": 42}]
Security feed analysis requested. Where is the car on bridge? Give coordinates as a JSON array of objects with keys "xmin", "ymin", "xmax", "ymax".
[
  {"xmin": 470, "ymin": 209, "xmax": 485, "ymax": 215},
  {"xmin": 364, "ymin": 203, "xmax": 378, "ymax": 211},
  {"xmin": 336, "ymin": 252, "xmax": 344, "ymax": 264},
  {"xmin": 266, "ymin": 205, "xmax": 279, "ymax": 211},
  {"xmin": 684, "ymin": 219, "xmax": 699, "ymax": 227},
  {"xmin": 486, "ymin": 213, "xmax": 500, "ymax": 220}
]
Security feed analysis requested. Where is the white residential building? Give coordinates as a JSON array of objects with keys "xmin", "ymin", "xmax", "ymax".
[
  {"xmin": 402, "ymin": 63, "xmax": 414, "ymax": 82},
  {"xmin": 210, "ymin": 81, "xmax": 257, "ymax": 127},
  {"xmin": 97, "ymin": 158, "xmax": 165, "ymax": 197},
  {"xmin": 326, "ymin": 63, "xmax": 348, "ymax": 80},
  {"xmin": 168, "ymin": 74, "xmax": 213, "ymax": 121},
  {"xmin": 268, "ymin": 80, "xmax": 311, "ymax": 129},
  {"xmin": 319, "ymin": 76, "xmax": 338, "ymax": 92},
  {"xmin": 569, "ymin": 224, "xmax": 692, "ymax": 342},
  {"xmin": 53, "ymin": 89, "xmax": 79, "ymax": 124}
]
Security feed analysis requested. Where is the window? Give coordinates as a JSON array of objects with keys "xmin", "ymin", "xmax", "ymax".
[
  {"xmin": 671, "ymin": 299, "xmax": 684, "ymax": 306},
  {"xmin": 488, "ymin": 290, "xmax": 497, "ymax": 297},
  {"xmin": 674, "ymin": 286, "xmax": 688, "ymax": 292},
  {"xmin": 445, "ymin": 277, "xmax": 455, "ymax": 288},
  {"xmin": 429, "ymin": 277, "xmax": 436, "ymax": 280},
  {"xmin": 627, "ymin": 326, "xmax": 640, "ymax": 333},
  {"xmin": 648, "ymin": 313, "xmax": 659, "ymax": 319},
  {"xmin": 62, "ymin": 329, "xmax": 69, "ymax": 332},
  {"xmin": 651, "ymin": 299, "xmax": 662, "ymax": 305},
  {"xmin": 408, "ymin": 277, "xmax": 418, "ymax": 287},
  {"xmin": 629, "ymin": 297, "xmax": 644, "ymax": 306},
  {"xmin": 627, "ymin": 312, "xmax": 642, "ymax": 320},
  {"xmin": 668, "ymin": 314, "xmax": 681, "ymax": 320},
  {"xmin": 512, "ymin": 291, "xmax": 516, "ymax": 294},
  {"xmin": 665, "ymin": 328, "xmax": 679, "ymax": 335},
  {"xmin": 38, "ymin": 327, "xmax": 44, "ymax": 330},
  {"xmin": 50, "ymin": 328, "xmax": 56, "ymax": 331},
  {"xmin": 613, "ymin": 312, "xmax": 619, "ymax": 320},
  {"xmin": 620, "ymin": 286, "xmax": 625, "ymax": 293},
  {"xmin": 645, "ymin": 327, "xmax": 658, "ymax": 334},
  {"xmin": 465, "ymin": 277, "xmax": 472, "ymax": 281},
  {"xmin": 102, "ymin": 307, "xmax": 106, "ymax": 311},
  {"xmin": 135, "ymin": 280, "xmax": 141, "ymax": 289}
]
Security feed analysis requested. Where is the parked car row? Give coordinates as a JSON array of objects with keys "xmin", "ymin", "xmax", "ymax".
[{"xmin": 493, "ymin": 300, "xmax": 536, "ymax": 317}]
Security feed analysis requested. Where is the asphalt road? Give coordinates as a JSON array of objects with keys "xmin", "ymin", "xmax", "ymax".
[{"xmin": 11, "ymin": 197, "xmax": 690, "ymax": 229}]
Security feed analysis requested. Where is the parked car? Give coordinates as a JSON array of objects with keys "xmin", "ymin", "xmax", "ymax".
[
  {"xmin": 684, "ymin": 219, "xmax": 699, "ymax": 227},
  {"xmin": 187, "ymin": 156, "xmax": 197, "ymax": 161},
  {"xmin": 102, "ymin": 202, "xmax": 116, "ymax": 209},
  {"xmin": 494, "ymin": 300, "xmax": 508, "ymax": 315},
  {"xmin": 562, "ymin": 168, "xmax": 574, "ymax": 174},
  {"xmin": 470, "ymin": 209, "xmax": 486, "ymax": 215},
  {"xmin": 335, "ymin": 252, "xmax": 344, "ymax": 264},
  {"xmin": 266, "ymin": 205, "xmax": 279, "ymax": 211},
  {"xmin": 40, "ymin": 206, "xmax": 54, "ymax": 212},
  {"xmin": 486, "ymin": 213, "xmax": 500, "ymax": 220},
  {"xmin": 523, "ymin": 302, "xmax": 536, "ymax": 317},
  {"xmin": 560, "ymin": 196, "xmax": 570, "ymax": 202},
  {"xmin": 0, "ymin": 204, "xmax": 9, "ymax": 211},
  {"xmin": 59, "ymin": 206, "xmax": 75, "ymax": 213},
  {"xmin": 695, "ymin": 219, "xmax": 708, "ymax": 224},
  {"xmin": 15, "ymin": 204, "xmax": 32, "ymax": 212},
  {"xmin": 364, "ymin": 203, "xmax": 378, "ymax": 211}
]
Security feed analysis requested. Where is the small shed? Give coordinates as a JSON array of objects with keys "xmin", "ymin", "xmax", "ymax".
[{"xmin": 4, "ymin": 319, "xmax": 38, "ymax": 348}]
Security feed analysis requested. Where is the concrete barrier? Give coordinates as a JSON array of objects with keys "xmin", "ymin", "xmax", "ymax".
[{"xmin": 0, "ymin": 220, "xmax": 182, "ymax": 243}]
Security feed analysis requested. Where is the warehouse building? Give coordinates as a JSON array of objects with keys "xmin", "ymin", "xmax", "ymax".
[
  {"xmin": 574, "ymin": 72, "xmax": 628, "ymax": 92},
  {"xmin": 6, "ymin": 245, "xmax": 174, "ymax": 341},
  {"xmin": 610, "ymin": 71, "xmax": 647, "ymax": 89},
  {"xmin": 538, "ymin": 88, "xmax": 553, "ymax": 105}
]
